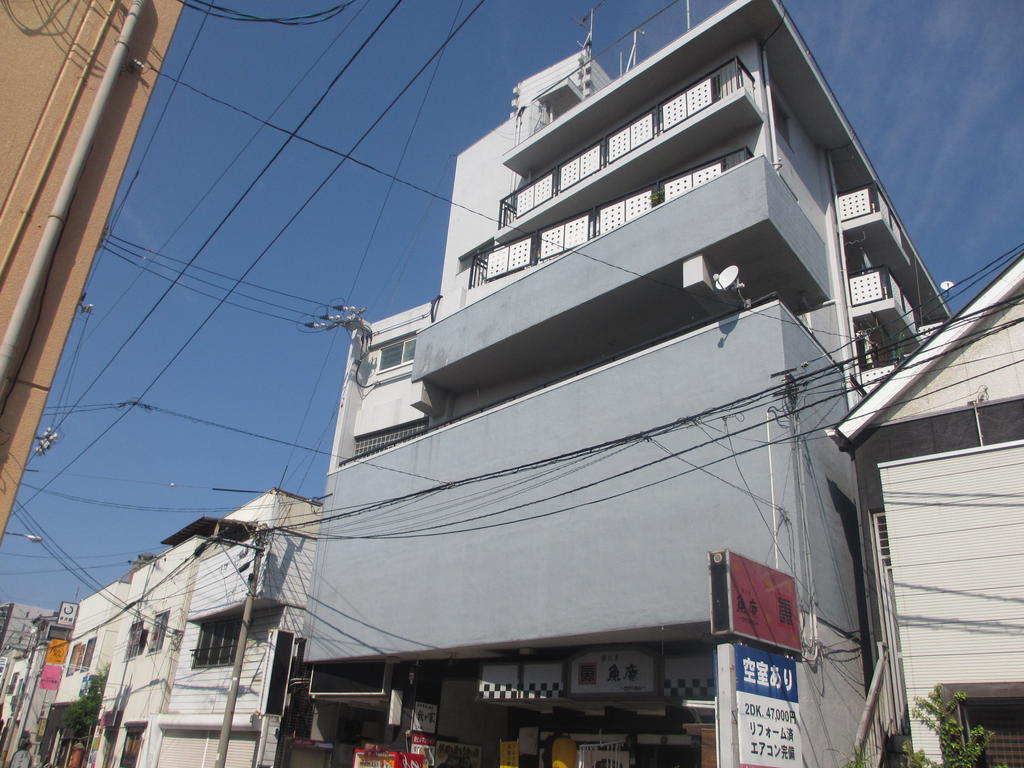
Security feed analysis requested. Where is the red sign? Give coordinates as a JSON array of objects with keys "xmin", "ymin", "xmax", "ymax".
[
  {"xmin": 411, "ymin": 734, "xmax": 437, "ymax": 747},
  {"xmin": 709, "ymin": 550, "xmax": 801, "ymax": 653}
]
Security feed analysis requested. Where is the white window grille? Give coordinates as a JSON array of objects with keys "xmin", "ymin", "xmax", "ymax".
[
  {"xmin": 849, "ymin": 271, "xmax": 887, "ymax": 305},
  {"xmin": 559, "ymin": 157, "xmax": 581, "ymax": 189},
  {"xmin": 539, "ymin": 225, "xmax": 565, "ymax": 259},
  {"xmin": 533, "ymin": 175, "xmax": 553, "ymax": 206},
  {"xmin": 579, "ymin": 145, "xmax": 601, "ymax": 178},
  {"xmin": 515, "ymin": 185, "xmax": 535, "ymax": 216}
]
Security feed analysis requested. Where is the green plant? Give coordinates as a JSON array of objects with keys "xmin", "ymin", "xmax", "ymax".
[
  {"xmin": 901, "ymin": 686, "xmax": 1003, "ymax": 768},
  {"xmin": 650, "ymin": 190, "xmax": 665, "ymax": 205},
  {"xmin": 63, "ymin": 671, "xmax": 107, "ymax": 740}
]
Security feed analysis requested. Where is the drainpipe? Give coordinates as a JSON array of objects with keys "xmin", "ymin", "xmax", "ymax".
[
  {"xmin": 0, "ymin": 0, "xmax": 149, "ymax": 408},
  {"xmin": 758, "ymin": 42, "xmax": 780, "ymax": 169}
]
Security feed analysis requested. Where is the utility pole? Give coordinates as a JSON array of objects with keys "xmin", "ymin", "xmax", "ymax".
[{"xmin": 213, "ymin": 529, "xmax": 266, "ymax": 768}]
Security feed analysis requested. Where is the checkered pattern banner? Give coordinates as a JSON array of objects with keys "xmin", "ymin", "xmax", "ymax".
[
  {"xmin": 663, "ymin": 677, "xmax": 714, "ymax": 700},
  {"xmin": 479, "ymin": 681, "xmax": 520, "ymax": 701},
  {"xmin": 522, "ymin": 680, "xmax": 562, "ymax": 699}
]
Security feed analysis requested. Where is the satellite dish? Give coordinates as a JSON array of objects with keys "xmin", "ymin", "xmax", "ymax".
[
  {"xmin": 713, "ymin": 265, "xmax": 741, "ymax": 292},
  {"xmin": 940, "ymin": 280, "xmax": 955, "ymax": 292}
]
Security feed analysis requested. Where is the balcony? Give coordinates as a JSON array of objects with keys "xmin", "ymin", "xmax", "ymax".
[
  {"xmin": 476, "ymin": 149, "xmax": 753, "ymax": 288},
  {"xmin": 848, "ymin": 266, "xmax": 915, "ymax": 337},
  {"xmin": 415, "ymin": 156, "xmax": 829, "ymax": 396},
  {"xmin": 498, "ymin": 60, "xmax": 762, "ymax": 239}
]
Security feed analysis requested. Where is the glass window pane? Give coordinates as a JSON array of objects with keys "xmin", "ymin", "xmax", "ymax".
[{"xmin": 379, "ymin": 344, "xmax": 403, "ymax": 370}]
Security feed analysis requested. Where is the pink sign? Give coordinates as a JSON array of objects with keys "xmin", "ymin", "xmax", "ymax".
[{"xmin": 39, "ymin": 663, "xmax": 62, "ymax": 690}]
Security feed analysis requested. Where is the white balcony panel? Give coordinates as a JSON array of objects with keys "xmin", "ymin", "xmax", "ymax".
[
  {"xmin": 516, "ymin": 185, "xmax": 535, "ymax": 215},
  {"xmin": 686, "ymin": 79, "xmax": 714, "ymax": 114},
  {"xmin": 630, "ymin": 113, "xmax": 654, "ymax": 148},
  {"xmin": 838, "ymin": 188, "xmax": 872, "ymax": 220},
  {"xmin": 850, "ymin": 271, "xmax": 887, "ymax": 305},
  {"xmin": 560, "ymin": 157, "xmax": 581, "ymax": 189},
  {"xmin": 486, "ymin": 245, "xmax": 510, "ymax": 280},
  {"xmin": 534, "ymin": 175, "xmax": 553, "ymax": 206},
  {"xmin": 579, "ymin": 145, "xmax": 601, "ymax": 178},
  {"xmin": 692, "ymin": 163, "xmax": 722, "ymax": 187},
  {"xmin": 626, "ymin": 191, "xmax": 652, "ymax": 221},
  {"xmin": 600, "ymin": 200, "xmax": 626, "ymax": 234},
  {"xmin": 664, "ymin": 173, "xmax": 693, "ymax": 201},
  {"xmin": 507, "ymin": 238, "xmax": 532, "ymax": 271},
  {"xmin": 564, "ymin": 215, "xmax": 589, "ymax": 249},
  {"xmin": 661, "ymin": 92, "xmax": 688, "ymax": 130},
  {"xmin": 539, "ymin": 225, "xmax": 565, "ymax": 259},
  {"xmin": 607, "ymin": 126, "xmax": 631, "ymax": 162}
]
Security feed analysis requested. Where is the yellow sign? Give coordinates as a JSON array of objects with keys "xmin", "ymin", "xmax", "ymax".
[
  {"xmin": 45, "ymin": 639, "xmax": 69, "ymax": 665},
  {"xmin": 499, "ymin": 742, "xmax": 519, "ymax": 768}
]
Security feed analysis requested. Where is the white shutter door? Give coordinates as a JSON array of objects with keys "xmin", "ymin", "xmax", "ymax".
[{"xmin": 158, "ymin": 730, "xmax": 257, "ymax": 768}]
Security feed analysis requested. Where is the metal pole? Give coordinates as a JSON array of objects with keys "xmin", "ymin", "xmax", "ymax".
[
  {"xmin": 0, "ymin": 0, "xmax": 148, "ymax": 405},
  {"xmin": 213, "ymin": 534, "xmax": 264, "ymax": 768}
]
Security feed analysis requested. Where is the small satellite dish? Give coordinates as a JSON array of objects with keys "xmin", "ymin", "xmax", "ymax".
[
  {"xmin": 940, "ymin": 280, "xmax": 955, "ymax": 292},
  {"xmin": 713, "ymin": 265, "xmax": 741, "ymax": 292}
]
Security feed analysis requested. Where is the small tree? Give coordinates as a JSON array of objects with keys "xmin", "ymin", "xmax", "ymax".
[
  {"xmin": 903, "ymin": 686, "xmax": 1002, "ymax": 768},
  {"xmin": 63, "ymin": 671, "xmax": 107, "ymax": 741}
]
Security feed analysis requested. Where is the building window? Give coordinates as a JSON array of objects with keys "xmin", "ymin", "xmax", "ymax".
[
  {"xmin": 353, "ymin": 419, "xmax": 429, "ymax": 457},
  {"xmin": 82, "ymin": 637, "xmax": 96, "ymax": 668},
  {"xmin": 119, "ymin": 727, "xmax": 145, "ymax": 768},
  {"xmin": 192, "ymin": 618, "xmax": 241, "ymax": 668},
  {"xmin": 67, "ymin": 643, "xmax": 85, "ymax": 676},
  {"xmin": 378, "ymin": 338, "xmax": 416, "ymax": 371},
  {"xmin": 6, "ymin": 671, "xmax": 18, "ymax": 695},
  {"xmin": 149, "ymin": 612, "xmax": 169, "ymax": 654},
  {"xmin": 125, "ymin": 619, "xmax": 147, "ymax": 659}
]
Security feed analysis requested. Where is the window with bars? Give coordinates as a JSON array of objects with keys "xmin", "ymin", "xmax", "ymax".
[
  {"xmin": 353, "ymin": 419, "xmax": 429, "ymax": 457},
  {"xmin": 149, "ymin": 611, "xmax": 169, "ymax": 654},
  {"xmin": 192, "ymin": 618, "xmax": 241, "ymax": 668},
  {"xmin": 125, "ymin": 619, "xmax": 147, "ymax": 659}
]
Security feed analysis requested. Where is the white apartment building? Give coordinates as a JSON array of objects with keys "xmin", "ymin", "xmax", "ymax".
[
  {"xmin": 84, "ymin": 489, "xmax": 319, "ymax": 768},
  {"xmin": 298, "ymin": 1, "xmax": 950, "ymax": 767}
]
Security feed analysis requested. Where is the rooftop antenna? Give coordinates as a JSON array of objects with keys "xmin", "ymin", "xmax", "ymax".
[
  {"xmin": 940, "ymin": 280, "xmax": 955, "ymax": 292},
  {"xmin": 713, "ymin": 264, "xmax": 751, "ymax": 308},
  {"xmin": 686, "ymin": 0, "xmax": 691, "ymax": 31}
]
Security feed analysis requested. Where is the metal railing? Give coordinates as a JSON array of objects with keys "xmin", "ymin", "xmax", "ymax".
[
  {"xmin": 500, "ymin": 58, "xmax": 756, "ymax": 227},
  {"xmin": 854, "ymin": 644, "xmax": 901, "ymax": 768},
  {"xmin": 472, "ymin": 148, "xmax": 753, "ymax": 288}
]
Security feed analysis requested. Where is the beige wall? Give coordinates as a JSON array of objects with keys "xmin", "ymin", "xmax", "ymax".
[{"xmin": 0, "ymin": 0, "xmax": 182, "ymax": 536}]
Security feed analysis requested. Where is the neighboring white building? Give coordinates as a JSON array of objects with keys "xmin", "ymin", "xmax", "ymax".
[
  {"xmin": 308, "ymin": 1, "xmax": 948, "ymax": 768},
  {"xmin": 0, "ymin": 603, "xmax": 52, "ymax": 656},
  {"xmin": 79, "ymin": 489, "xmax": 320, "ymax": 768},
  {"xmin": 834, "ymin": 253, "xmax": 1024, "ymax": 766}
]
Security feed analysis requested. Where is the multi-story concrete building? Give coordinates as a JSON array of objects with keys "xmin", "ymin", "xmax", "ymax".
[
  {"xmin": 307, "ymin": 1, "xmax": 947, "ymax": 767},
  {"xmin": 79, "ymin": 490, "xmax": 319, "ymax": 768},
  {"xmin": 0, "ymin": 603, "xmax": 52, "ymax": 656},
  {"xmin": 0, "ymin": 0, "xmax": 182, "ymax": 536}
]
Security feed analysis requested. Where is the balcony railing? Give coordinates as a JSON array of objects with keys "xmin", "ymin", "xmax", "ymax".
[
  {"xmin": 471, "ymin": 148, "xmax": 753, "ymax": 289},
  {"xmin": 837, "ymin": 183, "xmax": 903, "ymax": 240},
  {"xmin": 849, "ymin": 266, "xmax": 912, "ymax": 317},
  {"xmin": 500, "ymin": 58, "xmax": 756, "ymax": 227}
]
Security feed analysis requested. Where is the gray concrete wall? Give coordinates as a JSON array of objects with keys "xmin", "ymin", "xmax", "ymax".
[
  {"xmin": 308, "ymin": 302, "xmax": 856, "ymax": 662},
  {"xmin": 415, "ymin": 157, "xmax": 830, "ymax": 394}
]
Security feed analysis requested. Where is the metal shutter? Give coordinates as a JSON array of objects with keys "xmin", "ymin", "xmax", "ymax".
[{"xmin": 158, "ymin": 729, "xmax": 257, "ymax": 768}]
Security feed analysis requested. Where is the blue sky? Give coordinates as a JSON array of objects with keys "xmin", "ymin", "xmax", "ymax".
[{"xmin": 2, "ymin": 0, "xmax": 1022, "ymax": 607}]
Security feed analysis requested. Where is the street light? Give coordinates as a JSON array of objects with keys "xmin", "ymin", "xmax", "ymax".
[{"xmin": 6, "ymin": 531, "xmax": 42, "ymax": 543}]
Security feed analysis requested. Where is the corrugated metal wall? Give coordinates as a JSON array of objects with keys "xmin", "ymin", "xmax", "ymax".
[{"xmin": 880, "ymin": 440, "xmax": 1024, "ymax": 759}]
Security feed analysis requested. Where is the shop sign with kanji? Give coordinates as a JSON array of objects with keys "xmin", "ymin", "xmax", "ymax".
[
  {"xmin": 568, "ymin": 648, "xmax": 656, "ymax": 696},
  {"xmin": 710, "ymin": 550, "xmax": 801, "ymax": 653},
  {"xmin": 735, "ymin": 645, "xmax": 801, "ymax": 768}
]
